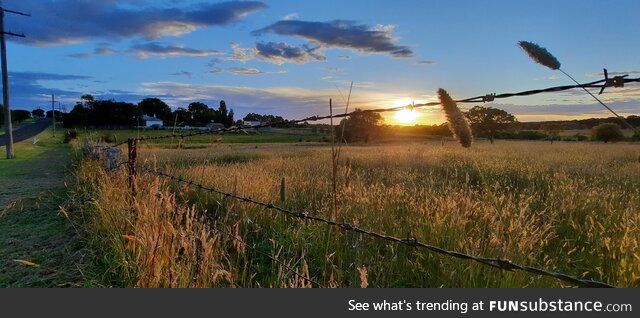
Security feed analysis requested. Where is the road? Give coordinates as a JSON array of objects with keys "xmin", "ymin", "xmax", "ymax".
[{"xmin": 0, "ymin": 118, "xmax": 53, "ymax": 147}]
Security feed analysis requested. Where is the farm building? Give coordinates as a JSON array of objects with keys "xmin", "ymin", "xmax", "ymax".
[
  {"xmin": 243, "ymin": 121, "xmax": 262, "ymax": 127},
  {"xmin": 142, "ymin": 115, "xmax": 163, "ymax": 127}
]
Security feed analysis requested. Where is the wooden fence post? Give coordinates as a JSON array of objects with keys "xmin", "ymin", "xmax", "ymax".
[{"xmin": 128, "ymin": 138, "xmax": 137, "ymax": 196}]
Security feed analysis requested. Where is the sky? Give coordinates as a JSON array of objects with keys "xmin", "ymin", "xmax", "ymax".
[{"xmin": 3, "ymin": 0, "xmax": 639, "ymax": 125}]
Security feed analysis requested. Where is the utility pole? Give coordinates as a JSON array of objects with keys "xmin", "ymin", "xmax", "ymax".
[
  {"xmin": 51, "ymin": 94, "xmax": 55, "ymax": 137},
  {"xmin": 0, "ymin": 1, "xmax": 29, "ymax": 159}
]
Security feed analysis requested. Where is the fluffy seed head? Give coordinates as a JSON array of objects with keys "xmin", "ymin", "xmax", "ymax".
[
  {"xmin": 518, "ymin": 41, "xmax": 561, "ymax": 70},
  {"xmin": 438, "ymin": 89, "xmax": 473, "ymax": 148}
]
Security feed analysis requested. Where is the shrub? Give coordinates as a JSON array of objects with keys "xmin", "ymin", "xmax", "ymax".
[
  {"xmin": 591, "ymin": 123, "xmax": 624, "ymax": 143},
  {"xmin": 63, "ymin": 130, "xmax": 78, "ymax": 144}
]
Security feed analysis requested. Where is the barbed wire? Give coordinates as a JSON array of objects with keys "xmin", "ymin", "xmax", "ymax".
[
  {"xmin": 137, "ymin": 164, "xmax": 616, "ymax": 288},
  {"xmin": 112, "ymin": 74, "xmax": 640, "ymax": 148}
]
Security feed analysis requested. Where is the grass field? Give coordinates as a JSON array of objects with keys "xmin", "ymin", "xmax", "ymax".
[
  {"xmin": 74, "ymin": 137, "xmax": 640, "ymax": 288},
  {"xmin": 0, "ymin": 128, "xmax": 88, "ymax": 287}
]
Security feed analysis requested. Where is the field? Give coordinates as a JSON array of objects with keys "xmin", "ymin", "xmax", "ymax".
[{"xmin": 74, "ymin": 137, "xmax": 640, "ymax": 288}]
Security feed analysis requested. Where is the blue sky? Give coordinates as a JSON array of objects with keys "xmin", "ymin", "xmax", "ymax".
[{"xmin": 4, "ymin": 0, "xmax": 639, "ymax": 124}]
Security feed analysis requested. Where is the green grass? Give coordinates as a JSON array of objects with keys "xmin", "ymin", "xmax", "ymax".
[
  {"xmin": 0, "ymin": 127, "xmax": 89, "ymax": 287},
  {"xmin": 74, "ymin": 128, "xmax": 328, "ymax": 145}
]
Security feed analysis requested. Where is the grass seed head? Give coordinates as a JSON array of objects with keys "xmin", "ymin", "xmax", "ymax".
[
  {"xmin": 518, "ymin": 41, "xmax": 561, "ymax": 70},
  {"xmin": 438, "ymin": 88, "xmax": 473, "ymax": 148}
]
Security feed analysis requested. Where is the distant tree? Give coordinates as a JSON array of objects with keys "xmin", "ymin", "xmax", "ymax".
[
  {"xmin": 46, "ymin": 110, "xmax": 63, "ymax": 119},
  {"xmin": 465, "ymin": 106, "xmax": 519, "ymax": 143},
  {"xmin": 540, "ymin": 123, "xmax": 565, "ymax": 144},
  {"xmin": 338, "ymin": 108, "xmax": 384, "ymax": 143},
  {"xmin": 226, "ymin": 109, "xmax": 234, "ymax": 128},
  {"xmin": 12, "ymin": 110, "xmax": 31, "ymax": 123},
  {"xmin": 138, "ymin": 98, "xmax": 171, "ymax": 121},
  {"xmin": 172, "ymin": 107, "xmax": 192, "ymax": 126},
  {"xmin": 32, "ymin": 108, "xmax": 45, "ymax": 118},
  {"xmin": 215, "ymin": 100, "xmax": 229, "ymax": 124},
  {"xmin": 63, "ymin": 104, "xmax": 91, "ymax": 128},
  {"xmin": 591, "ymin": 123, "xmax": 624, "ymax": 143},
  {"xmin": 188, "ymin": 102, "xmax": 214, "ymax": 125}
]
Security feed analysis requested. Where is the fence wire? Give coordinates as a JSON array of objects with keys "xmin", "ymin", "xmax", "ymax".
[
  {"xmin": 137, "ymin": 164, "xmax": 616, "ymax": 288},
  {"xmin": 112, "ymin": 74, "xmax": 640, "ymax": 147}
]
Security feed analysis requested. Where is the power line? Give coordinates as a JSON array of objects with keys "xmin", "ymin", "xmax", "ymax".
[{"xmin": 137, "ymin": 165, "xmax": 616, "ymax": 288}]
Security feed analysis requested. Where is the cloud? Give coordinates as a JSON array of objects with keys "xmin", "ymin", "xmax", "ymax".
[
  {"xmin": 228, "ymin": 67, "xmax": 265, "ymax": 75},
  {"xmin": 8, "ymin": 0, "xmax": 267, "ymax": 46},
  {"xmin": 586, "ymin": 70, "xmax": 640, "ymax": 78},
  {"xmin": 208, "ymin": 68, "xmax": 224, "ymax": 74},
  {"xmin": 337, "ymin": 55, "xmax": 352, "ymax": 60},
  {"xmin": 129, "ymin": 42, "xmax": 223, "ymax": 59},
  {"xmin": 282, "ymin": 13, "xmax": 299, "ymax": 20},
  {"xmin": 171, "ymin": 71, "xmax": 193, "ymax": 77},
  {"xmin": 254, "ymin": 42, "xmax": 325, "ymax": 65},
  {"xmin": 226, "ymin": 42, "xmax": 255, "ymax": 63},
  {"xmin": 95, "ymin": 47, "xmax": 117, "ymax": 55},
  {"xmin": 8, "ymin": 72, "xmax": 91, "ymax": 108},
  {"xmin": 416, "ymin": 60, "xmax": 434, "ymax": 66},
  {"xmin": 253, "ymin": 20, "xmax": 414, "ymax": 58},
  {"xmin": 67, "ymin": 53, "xmax": 91, "ymax": 59}
]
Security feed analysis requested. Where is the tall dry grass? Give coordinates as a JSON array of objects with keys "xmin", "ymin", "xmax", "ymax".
[{"xmin": 76, "ymin": 140, "xmax": 640, "ymax": 287}]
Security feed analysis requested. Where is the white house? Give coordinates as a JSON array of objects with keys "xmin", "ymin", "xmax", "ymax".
[
  {"xmin": 142, "ymin": 115, "xmax": 163, "ymax": 127},
  {"xmin": 243, "ymin": 121, "xmax": 262, "ymax": 127}
]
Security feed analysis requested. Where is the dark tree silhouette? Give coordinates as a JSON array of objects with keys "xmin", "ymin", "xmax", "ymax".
[
  {"xmin": 338, "ymin": 108, "xmax": 384, "ymax": 143},
  {"xmin": 540, "ymin": 123, "xmax": 565, "ymax": 144},
  {"xmin": 465, "ymin": 106, "xmax": 519, "ymax": 143},
  {"xmin": 11, "ymin": 110, "xmax": 31, "ymax": 123},
  {"xmin": 138, "ymin": 98, "xmax": 171, "ymax": 121},
  {"xmin": 32, "ymin": 108, "xmax": 45, "ymax": 118}
]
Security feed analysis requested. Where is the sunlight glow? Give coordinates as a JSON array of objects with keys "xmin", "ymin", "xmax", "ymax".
[{"xmin": 393, "ymin": 109, "xmax": 420, "ymax": 125}]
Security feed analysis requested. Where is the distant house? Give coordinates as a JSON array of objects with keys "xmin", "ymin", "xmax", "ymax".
[
  {"xmin": 243, "ymin": 121, "xmax": 262, "ymax": 127},
  {"xmin": 142, "ymin": 115, "xmax": 163, "ymax": 127}
]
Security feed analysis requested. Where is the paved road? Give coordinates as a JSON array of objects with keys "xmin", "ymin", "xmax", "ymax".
[{"xmin": 0, "ymin": 119, "xmax": 52, "ymax": 147}]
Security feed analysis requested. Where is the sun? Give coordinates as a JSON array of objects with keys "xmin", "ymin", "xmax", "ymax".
[{"xmin": 393, "ymin": 109, "xmax": 420, "ymax": 125}]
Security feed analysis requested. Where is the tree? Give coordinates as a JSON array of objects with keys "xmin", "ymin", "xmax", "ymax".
[
  {"xmin": 63, "ymin": 104, "xmax": 91, "ymax": 128},
  {"xmin": 172, "ymin": 107, "xmax": 192, "ymax": 126},
  {"xmin": 138, "ymin": 98, "xmax": 171, "ymax": 121},
  {"xmin": 591, "ymin": 123, "xmax": 624, "ymax": 143},
  {"xmin": 11, "ymin": 110, "xmax": 31, "ymax": 123},
  {"xmin": 32, "ymin": 109, "xmax": 45, "ymax": 118},
  {"xmin": 226, "ymin": 109, "xmax": 235, "ymax": 127},
  {"xmin": 338, "ymin": 108, "xmax": 384, "ymax": 143},
  {"xmin": 540, "ymin": 123, "xmax": 565, "ymax": 144},
  {"xmin": 465, "ymin": 106, "xmax": 519, "ymax": 143},
  {"xmin": 188, "ymin": 102, "xmax": 214, "ymax": 125}
]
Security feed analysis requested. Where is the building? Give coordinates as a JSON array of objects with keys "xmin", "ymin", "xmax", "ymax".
[
  {"xmin": 207, "ymin": 123, "xmax": 225, "ymax": 131},
  {"xmin": 243, "ymin": 121, "xmax": 262, "ymax": 127},
  {"xmin": 142, "ymin": 115, "xmax": 163, "ymax": 128}
]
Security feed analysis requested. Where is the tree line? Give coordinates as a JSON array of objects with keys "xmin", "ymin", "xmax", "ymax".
[{"xmin": 62, "ymin": 95, "xmax": 236, "ymax": 128}]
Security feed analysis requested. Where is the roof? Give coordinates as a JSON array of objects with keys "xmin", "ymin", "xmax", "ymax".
[{"xmin": 142, "ymin": 115, "xmax": 162, "ymax": 121}]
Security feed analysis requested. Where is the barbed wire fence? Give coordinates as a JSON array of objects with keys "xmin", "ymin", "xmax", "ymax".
[
  {"xmin": 105, "ymin": 70, "xmax": 640, "ymax": 288},
  {"xmin": 132, "ymin": 164, "xmax": 615, "ymax": 288}
]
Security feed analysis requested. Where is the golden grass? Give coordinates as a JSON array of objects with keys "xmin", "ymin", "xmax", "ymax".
[{"xmin": 78, "ymin": 140, "xmax": 640, "ymax": 287}]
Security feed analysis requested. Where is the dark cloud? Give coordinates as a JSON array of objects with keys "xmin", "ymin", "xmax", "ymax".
[
  {"xmin": 7, "ymin": 0, "xmax": 267, "ymax": 46},
  {"xmin": 254, "ymin": 42, "xmax": 325, "ymax": 65},
  {"xmin": 129, "ymin": 42, "xmax": 222, "ymax": 59},
  {"xmin": 253, "ymin": 20, "xmax": 414, "ymax": 58},
  {"xmin": 8, "ymin": 72, "xmax": 91, "ymax": 108}
]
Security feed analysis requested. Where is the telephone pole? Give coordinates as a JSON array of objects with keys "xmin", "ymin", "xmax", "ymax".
[
  {"xmin": 0, "ymin": 1, "xmax": 29, "ymax": 159},
  {"xmin": 51, "ymin": 94, "xmax": 55, "ymax": 137}
]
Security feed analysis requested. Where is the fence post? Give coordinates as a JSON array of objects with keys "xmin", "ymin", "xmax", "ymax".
[{"xmin": 128, "ymin": 138, "xmax": 137, "ymax": 196}]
